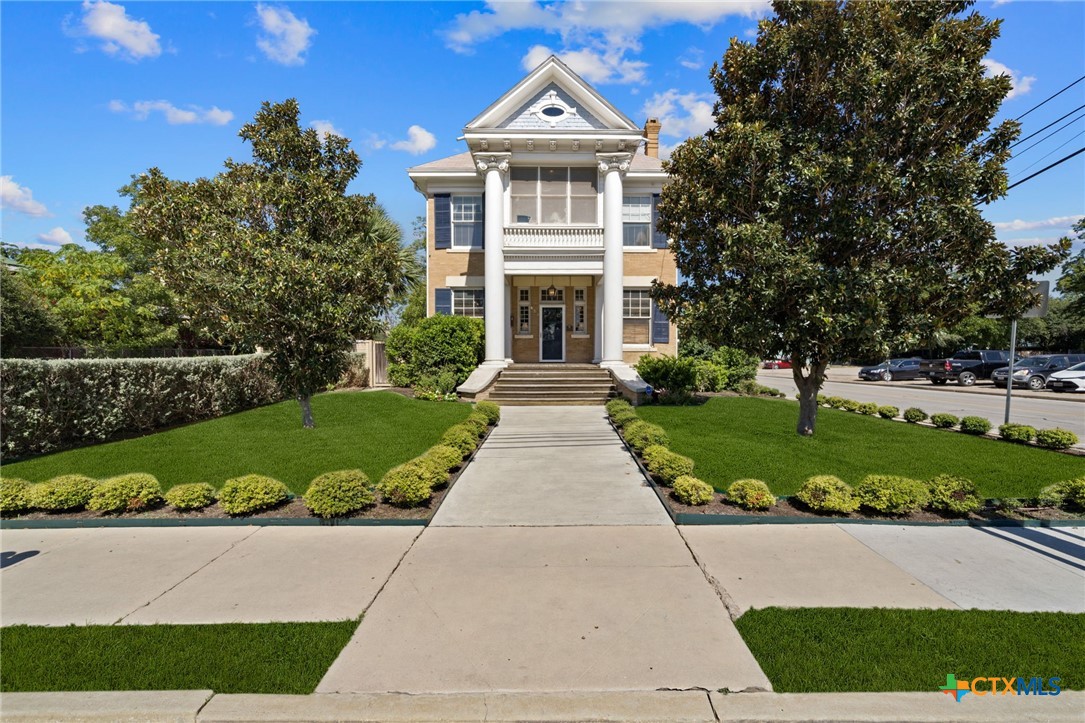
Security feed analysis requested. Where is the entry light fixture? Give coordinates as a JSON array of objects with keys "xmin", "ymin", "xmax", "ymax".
[{"xmin": 544, "ymin": 284, "xmax": 558, "ymax": 300}]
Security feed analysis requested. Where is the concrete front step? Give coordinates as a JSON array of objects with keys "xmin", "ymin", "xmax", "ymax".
[
  {"xmin": 494, "ymin": 399, "xmax": 610, "ymax": 406},
  {"xmin": 489, "ymin": 364, "xmax": 616, "ymax": 405},
  {"xmin": 494, "ymin": 383, "xmax": 615, "ymax": 392},
  {"xmin": 498, "ymin": 372, "xmax": 612, "ymax": 380}
]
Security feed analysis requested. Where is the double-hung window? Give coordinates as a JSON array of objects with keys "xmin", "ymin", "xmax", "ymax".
[
  {"xmin": 517, "ymin": 288, "xmax": 531, "ymax": 335},
  {"xmin": 623, "ymin": 289, "xmax": 651, "ymax": 344},
  {"xmin": 451, "ymin": 196, "xmax": 483, "ymax": 248},
  {"xmin": 622, "ymin": 196, "xmax": 652, "ymax": 247},
  {"xmin": 511, "ymin": 167, "xmax": 598, "ymax": 224},
  {"xmin": 452, "ymin": 289, "xmax": 484, "ymax": 318}
]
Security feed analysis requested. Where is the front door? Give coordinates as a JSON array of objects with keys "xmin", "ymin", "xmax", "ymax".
[{"xmin": 541, "ymin": 305, "xmax": 564, "ymax": 362}]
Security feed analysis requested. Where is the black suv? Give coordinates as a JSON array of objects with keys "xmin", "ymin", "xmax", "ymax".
[{"xmin": 991, "ymin": 354, "xmax": 1085, "ymax": 391}]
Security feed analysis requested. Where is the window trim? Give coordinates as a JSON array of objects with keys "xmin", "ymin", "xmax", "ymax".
[
  {"xmin": 451, "ymin": 195, "xmax": 484, "ymax": 249},
  {"xmin": 516, "ymin": 288, "xmax": 532, "ymax": 337},
  {"xmin": 622, "ymin": 289, "xmax": 652, "ymax": 319},
  {"xmin": 451, "ymin": 288, "xmax": 485, "ymax": 318},
  {"xmin": 622, "ymin": 195, "xmax": 652, "ymax": 248},
  {"xmin": 510, "ymin": 166, "xmax": 599, "ymax": 226},
  {"xmin": 573, "ymin": 287, "xmax": 588, "ymax": 336}
]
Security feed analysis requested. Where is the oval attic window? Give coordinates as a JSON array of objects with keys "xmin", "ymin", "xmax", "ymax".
[{"xmin": 541, "ymin": 106, "xmax": 564, "ymax": 118}]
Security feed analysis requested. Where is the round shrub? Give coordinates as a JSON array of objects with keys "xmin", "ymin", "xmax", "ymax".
[
  {"xmin": 624, "ymin": 420, "xmax": 669, "ymax": 453},
  {"xmin": 839, "ymin": 399, "xmax": 861, "ymax": 413},
  {"xmin": 795, "ymin": 475, "xmax": 859, "ymax": 514},
  {"xmin": 930, "ymin": 413, "xmax": 959, "ymax": 429},
  {"xmin": 88, "ymin": 473, "xmax": 164, "ymax": 514},
  {"xmin": 460, "ymin": 414, "xmax": 489, "ymax": 438},
  {"xmin": 606, "ymin": 398, "xmax": 634, "ymax": 417},
  {"xmin": 856, "ymin": 474, "xmax": 930, "ymax": 515},
  {"xmin": 385, "ymin": 313, "xmax": 484, "ymax": 388},
  {"xmin": 824, "ymin": 396, "xmax": 844, "ymax": 409},
  {"xmin": 673, "ymin": 475, "xmax": 714, "ymax": 506},
  {"xmin": 903, "ymin": 407, "xmax": 927, "ymax": 423},
  {"xmin": 474, "ymin": 400, "xmax": 501, "ymax": 426},
  {"xmin": 1039, "ymin": 478, "xmax": 1085, "ymax": 510},
  {"xmin": 877, "ymin": 405, "xmax": 899, "ymax": 420},
  {"xmin": 379, "ymin": 462, "xmax": 434, "ymax": 508},
  {"xmin": 611, "ymin": 409, "xmax": 639, "ymax": 429},
  {"xmin": 927, "ymin": 474, "xmax": 981, "ymax": 516},
  {"xmin": 218, "ymin": 475, "xmax": 288, "ymax": 516},
  {"xmin": 304, "ymin": 470, "xmax": 375, "ymax": 518},
  {"xmin": 998, "ymin": 423, "xmax": 1036, "ymax": 444},
  {"xmin": 424, "ymin": 444, "xmax": 465, "ymax": 472},
  {"xmin": 727, "ymin": 479, "xmax": 776, "ymax": 510},
  {"xmin": 33, "ymin": 474, "xmax": 98, "ymax": 512},
  {"xmin": 0, "ymin": 477, "xmax": 33, "ymax": 515},
  {"xmin": 641, "ymin": 444, "xmax": 695, "ymax": 486},
  {"xmin": 1035, "ymin": 428, "xmax": 1078, "ymax": 450},
  {"xmin": 165, "ymin": 483, "xmax": 216, "ymax": 511},
  {"xmin": 440, "ymin": 425, "xmax": 479, "ymax": 456},
  {"xmin": 816, "ymin": 394, "xmax": 828, "ymax": 406},
  {"xmin": 857, "ymin": 402, "xmax": 878, "ymax": 416},
  {"xmin": 959, "ymin": 416, "xmax": 992, "ymax": 436}
]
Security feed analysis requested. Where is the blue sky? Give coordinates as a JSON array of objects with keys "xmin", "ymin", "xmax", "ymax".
[{"xmin": 2, "ymin": 1, "xmax": 1082, "ymax": 264}]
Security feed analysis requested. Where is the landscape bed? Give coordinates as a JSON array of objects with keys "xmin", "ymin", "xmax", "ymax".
[
  {"xmin": 735, "ymin": 607, "xmax": 1085, "ymax": 692},
  {"xmin": 0, "ymin": 621, "xmax": 359, "ymax": 694}
]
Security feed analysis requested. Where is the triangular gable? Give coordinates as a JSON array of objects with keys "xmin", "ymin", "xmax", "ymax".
[{"xmin": 465, "ymin": 55, "xmax": 640, "ymax": 132}]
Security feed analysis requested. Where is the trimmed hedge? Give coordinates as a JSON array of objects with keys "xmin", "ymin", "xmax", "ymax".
[
  {"xmin": 1, "ymin": 355, "xmax": 281, "ymax": 459},
  {"xmin": 379, "ymin": 461, "xmax": 435, "ymax": 508},
  {"xmin": 902, "ymin": 407, "xmax": 927, "ymax": 423},
  {"xmin": 304, "ymin": 470, "xmax": 375, "ymax": 518},
  {"xmin": 959, "ymin": 416, "xmax": 992, "ymax": 436},
  {"xmin": 930, "ymin": 413, "xmax": 959, "ymax": 429},
  {"xmin": 1036, "ymin": 428, "xmax": 1078, "ymax": 450},
  {"xmin": 673, "ymin": 475, "xmax": 714, "ymax": 505},
  {"xmin": 624, "ymin": 420, "xmax": 669, "ymax": 452},
  {"xmin": 31, "ymin": 474, "xmax": 97, "ymax": 511},
  {"xmin": 641, "ymin": 444, "xmax": 695, "ymax": 486},
  {"xmin": 999, "ymin": 423, "xmax": 1036, "ymax": 444},
  {"xmin": 795, "ymin": 475, "xmax": 859, "ymax": 514},
  {"xmin": 474, "ymin": 400, "xmax": 501, "ymax": 426},
  {"xmin": 440, "ymin": 425, "xmax": 480, "ymax": 456},
  {"xmin": 218, "ymin": 475, "xmax": 289, "ymax": 516},
  {"xmin": 927, "ymin": 474, "xmax": 981, "ymax": 516},
  {"xmin": 88, "ymin": 473, "xmax": 163, "ymax": 514},
  {"xmin": 611, "ymin": 409, "xmax": 639, "ymax": 429},
  {"xmin": 727, "ymin": 478, "xmax": 776, "ymax": 510},
  {"xmin": 606, "ymin": 398, "xmax": 634, "ymax": 417},
  {"xmin": 856, "ymin": 474, "xmax": 930, "ymax": 515},
  {"xmin": 165, "ymin": 483, "xmax": 217, "ymax": 511},
  {"xmin": 0, "ymin": 477, "xmax": 33, "ymax": 515}
]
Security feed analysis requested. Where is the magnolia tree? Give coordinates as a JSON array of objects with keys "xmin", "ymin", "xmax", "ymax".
[
  {"xmin": 131, "ymin": 99, "xmax": 409, "ymax": 427},
  {"xmin": 655, "ymin": 0, "xmax": 1068, "ymax": 436}
]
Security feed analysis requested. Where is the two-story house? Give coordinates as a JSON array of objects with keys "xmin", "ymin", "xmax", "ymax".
[{"xmin": 408, "ymin": 56, "xmax": 676, "ymax": 397}]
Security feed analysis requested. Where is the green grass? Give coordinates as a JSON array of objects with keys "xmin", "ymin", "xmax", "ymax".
[
  {"xmin": 735, "ymin": 607, "xmax": 1085, "ymax": 692},
  {"xmin": 636, "ymin": 397, "xmax": 1084, "ymax": 498},
  {"xmin": 1, "ymin": 391, "xmax": 472, "ymax": 494},
  {"xmin": 0, "ymin": 620, "xmax": 359, "ymax": 694}
]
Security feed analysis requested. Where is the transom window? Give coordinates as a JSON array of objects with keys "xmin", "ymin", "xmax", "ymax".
[
  {"xmin": 452, "ymin": 289, "xmax": 484, "ymax": 317},
  {"xmin": 517, "ymin": 288, "xmax": 531, "ymax": 335},
  {"xmin": 573, "ymin": 287, "xmax": 587, "ymax": 334},
  {"xmin": 622, "ymin": 196, "xmax": 652, "ymax": 247},
  {"xmin": 623, "ymin": 289, "xmax": 652, "ymax": 318},
  {"xmin": 511, "ymin": 167, "xmax": 598, "ymax": 225},
  {"xmin": 452, "ymin": 196, "xmax": 483, "ymax": 248}
]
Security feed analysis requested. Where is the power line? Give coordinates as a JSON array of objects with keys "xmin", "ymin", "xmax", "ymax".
[
  {"xmin": 1010, "ymin": 103, "xmax": 1085, "ymax": 148},
  {"xmin": 1013, "ymin": 74, "xmax": 1085, "ymax": 122},
  {"xmin": 1011, "ymin": 128, "xmax": 1085, "ymax": 177},
  {"xmin": 1009, "ymin": 109, "xmax": 1085, "ymax": 159},
  {"xmin": 1005, "ymin": 146, "xmax": 1085, "ymax": 191}
]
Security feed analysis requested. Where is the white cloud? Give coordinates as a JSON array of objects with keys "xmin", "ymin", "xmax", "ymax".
[
  {"xmin": 744, "ymin": 26, "xmax": 758, "ymax": 39},
  {"xmin": 982, "ymin": 58, "xmax": 1035, "ymax": 100},
  {"xmin": 0, "ymin": 176, "xmax": 49, "ymax": 217},
  {"xmin": 391, "ymin": 125, "xmax": 437, "ymax": 155},
  {"xmin": 678, "ymin": 47, "xmax": 704, "ymax": 70},
  {"xmin": 310, "ymin": 120, "xmax": 343, "ymax": 140},
  {"xmin": 993, "ymin": 215, "xmax": 1080, "ymax": 232},
  {"xmin": 641, "ymin": 89, "xmax": 716, "ymax": 140},
  {"xmin": 78, "ymin": 0, "xmax": 161, "ymax": 61},
  {"xmin": 37, "ymin": 227, "xmax": 74, "ymax": 246},
  {"xmin": 255, "ymin": 3, "xmax": 315, "ymax": 66},
  {"xmin": 521, "ymin": 44, "xmax": 647, "ymax": 85},
  {"xmin": 446, "ymin": 1, "xmax": 767, "ymax": 85},
  {"xmin": 110, "ymin": 100, "xmax": 234, "ymax": 125}
]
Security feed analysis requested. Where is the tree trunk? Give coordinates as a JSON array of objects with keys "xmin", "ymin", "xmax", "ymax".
[
  {"xmin": 298, "ymin": 394, "xmax": 315, "ymax": 429},
  {"xmin": 793, "ymin": 361, "xmax": 828, "ymax": 437}
]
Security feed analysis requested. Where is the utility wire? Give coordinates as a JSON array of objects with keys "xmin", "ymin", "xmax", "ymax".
[
  {"xmin": 1005, "ymin": 146, "xmax": 1085, "ymax": 191},
  {"xmin": 1010, "ymin": 103, "xmax": 1085, "ymax": 148},
  {"xmin": 1009, "ymin": 110, "xmax": 1085, "ymax": 159},
  {"xmin": 1011, "ymin": 128, "xmax": 1085, "ymax": 177},
  {"xmin": 1012, "ymin": 74, "xmax": 1085, "ymax": 122}
]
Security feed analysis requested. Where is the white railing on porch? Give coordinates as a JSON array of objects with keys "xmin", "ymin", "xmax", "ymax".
[{"xmin": 503, "ymin": 226, "xmax": 604, "ymax": 249}]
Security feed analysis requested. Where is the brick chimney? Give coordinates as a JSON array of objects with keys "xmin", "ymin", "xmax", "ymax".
[{"xmin": 644, "ymin": 117, "xmax": 662, "ymax": 158}]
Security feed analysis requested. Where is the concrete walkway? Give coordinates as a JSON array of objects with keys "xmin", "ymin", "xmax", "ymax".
[{"xmin": 432, "ymin": 406, "xmax": 669, "ymax": 526}]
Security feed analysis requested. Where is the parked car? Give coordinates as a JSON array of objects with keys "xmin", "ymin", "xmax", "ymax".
[
  {"xmin": 919, "ymin": 350, "xmax": 1012, "ymax": 386},
  {"xmin": 762, "ymin": 359, "xmax": 792, "ymax": 369},
  {"xmin": 991, "ymin": 354, "xmax": 1085, "ymax": 390},
  {"xmin": 1046, "ymin": 361, "xmax": 1085, "ymax": 393},
  {"xmin": 858, "ymin": 358, "xmax": 923, "ymax": 381}
]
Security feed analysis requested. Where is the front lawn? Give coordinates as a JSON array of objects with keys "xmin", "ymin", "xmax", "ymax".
[
  {"xmin": 1, "ymin": 391, "xmax": 472, "ymax": 494},
  {"xmin": 735, "ymin": 607, "xmax": 1085, "ymax": 692},
  {"xmin": 0, "ymin": 621, "xmax": 358, "ymax": 694},
  {"xmin": 636, "ymin": 397, "xmax": 1084, "ymax": 498}
]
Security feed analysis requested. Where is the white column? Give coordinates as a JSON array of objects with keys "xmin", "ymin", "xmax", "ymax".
[
  {"xmin": 593, "ymin": 278, "xmax": 603, "ymax": 363},
  {"xmin": 598, "ymin": 153, "xmax": 631, "ymax": 366},
  {"xmin": 504, "ymin": 282, "xmax": 512, "ymax": 361},
  {"xmin": 477, "ymin": 153, "xmax": 511, "ymax": 367}
]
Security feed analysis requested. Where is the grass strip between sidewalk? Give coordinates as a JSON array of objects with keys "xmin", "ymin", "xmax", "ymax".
[
  {"xmin": 735, "ymin": 607, "xmax": 1085, "ymax": 692},
  {"xmin": 0, "ymin": 620, "xmax": 359, "ymax": 694},
  {"xmin": 637, "ymin": 397, "xmax": 1084, "ymax": 497}
]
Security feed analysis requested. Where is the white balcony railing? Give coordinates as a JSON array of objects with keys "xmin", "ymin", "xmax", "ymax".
[{"xmin": 503, "ymin": 225, "xmax": 604, "ymax": 250}]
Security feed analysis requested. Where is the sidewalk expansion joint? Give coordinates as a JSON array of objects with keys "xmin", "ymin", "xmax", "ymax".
[
  {"xmin": 357, "ymin": 527, "xmax": 425, "ymax": 619},
  {"xmin": 114, "ymin": 526, "xmax": 264, "ymax": 624},
  {"xmin": 676, "ymin": 527, "xmax": 743, "ymax": 621}
]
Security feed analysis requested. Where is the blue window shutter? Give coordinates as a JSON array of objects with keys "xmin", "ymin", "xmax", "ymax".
[
  {"xmin": 479, "ymin": 193, "xmax": 485, "ymax": 249},
  {"xmin": 651, "ymin": 194, "xmax": 667, "ymax": 248},
  {"xmin": 434, "ymin": 194, "xmax": 451, "ymax": 249},
  {"xmin": 651, "ymin": 302, "xmax": 670, "ymax": 344},
  {"xmin": 435, "ymin": 288, "xmax": 452, "ymax": 315}
]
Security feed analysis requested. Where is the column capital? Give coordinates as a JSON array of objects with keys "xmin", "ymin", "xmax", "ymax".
[
  {"xmin": 596, "ymin": 152, "xmax": 633, "ymax": 175},
  {"xmin": 473, "ymin": 152, "xmax": 512, "ymax": 175}
]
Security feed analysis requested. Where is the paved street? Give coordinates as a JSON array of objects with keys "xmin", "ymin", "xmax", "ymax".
[{"xmin": 759, "ymin": 368, "xmax": 1085, "ymax": 438}]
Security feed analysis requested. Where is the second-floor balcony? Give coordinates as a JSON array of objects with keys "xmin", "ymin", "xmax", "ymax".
[{"xmin": 503, "ymin": 225, "xmax": 603, "ymax": 251}]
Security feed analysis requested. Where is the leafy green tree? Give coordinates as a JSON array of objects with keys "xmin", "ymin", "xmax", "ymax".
[
  {"xmin": 130, "ymin": 99, "xmax": 409, "ymax": 427},
  {"xmin": 1055, "ymin": 218, "xmax": 1085, "ymax": 321},
  {"xmin": 655, "ymin": 0, "xmax": 1068, "ymax": 436},
  {"xmin": 0, "ymin": 264, "xmax": 63, "ymax": 350}
]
